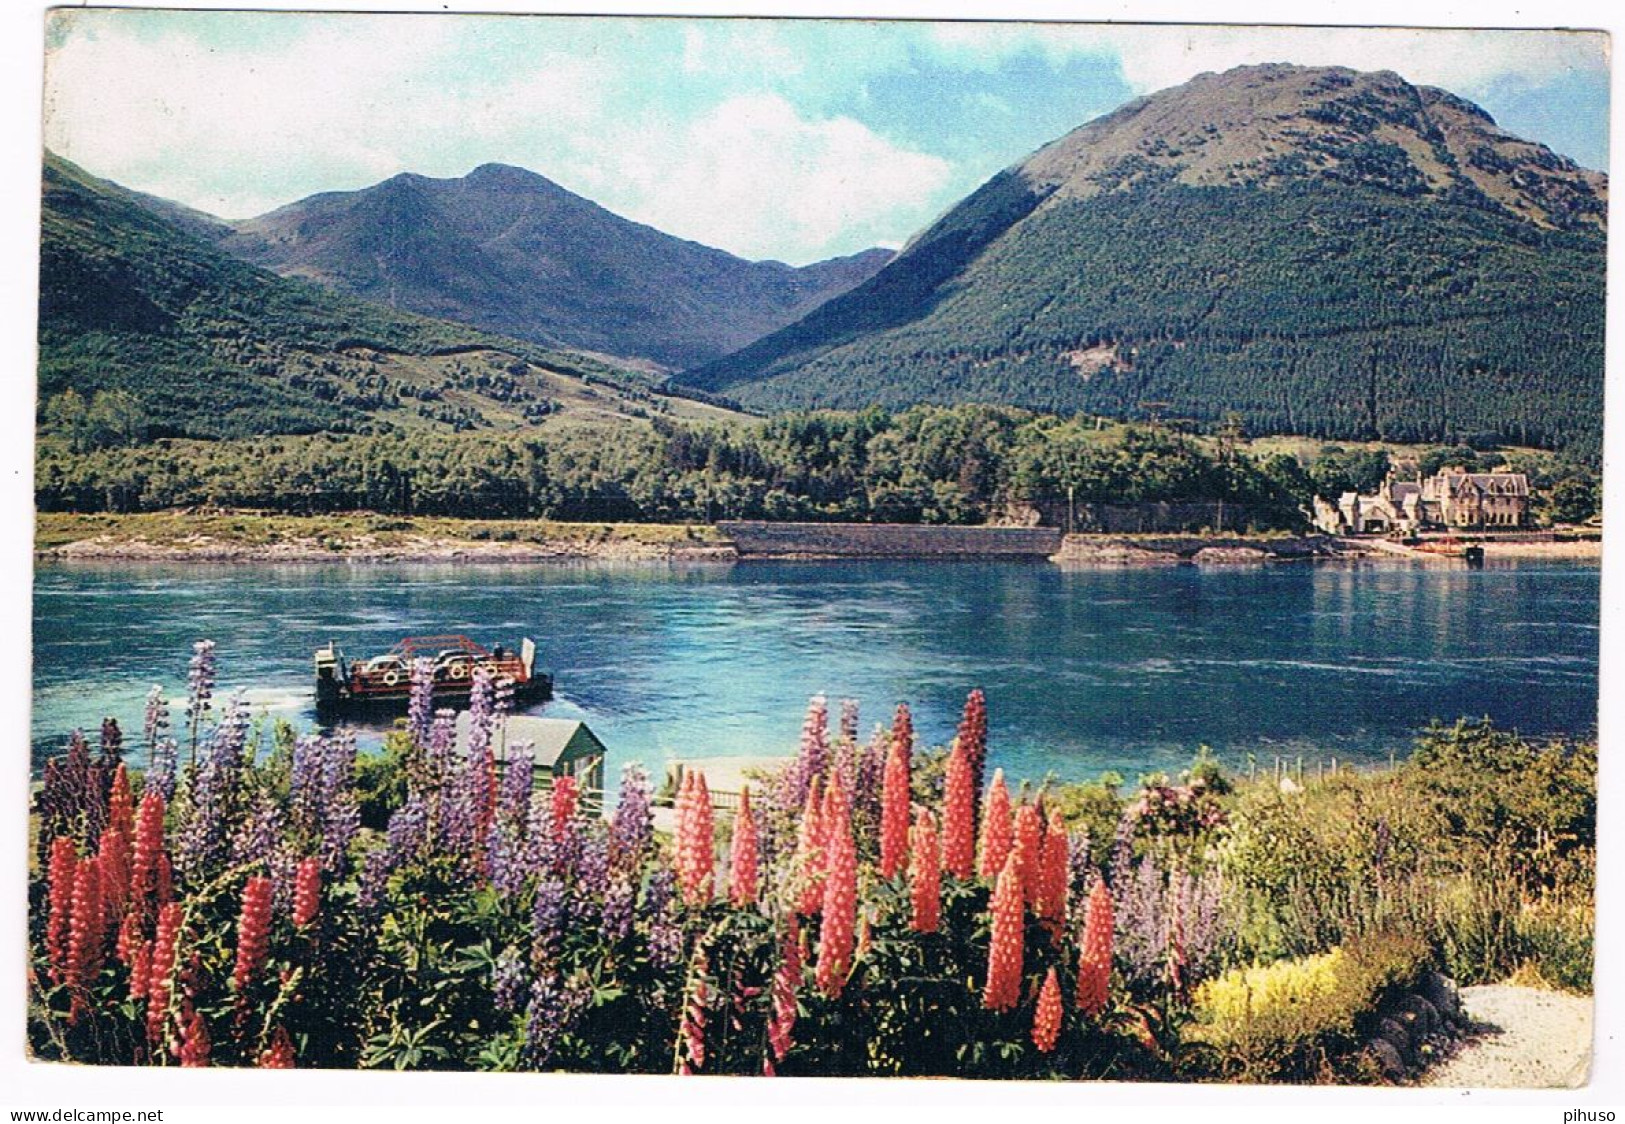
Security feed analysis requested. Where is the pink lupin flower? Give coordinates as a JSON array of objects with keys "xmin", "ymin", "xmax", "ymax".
[
  {"xmin": 791, "ymin": 779, "xmax": 826, "ymax": 915},
  {"xmin": 1012, "ymin": 803, "xmax": 1043, "ymax": 907},
  {"xmin": 879, "ymin": 739, "xmax": 911, "ymax": 879},
  {"xmin": 231, "ymin": 875, "xmax": 274, "ymax": 993},
  {"xmin": 976, "ymin": 770, "xmax": 1014, "ymax": 881},
  {"xmin": 129, "ymin": 791, "xmax": 165, "ymax": 919},
  {"xmin": 1032, "ymin": 967, "xmax": 1063, "ymax": 1053},
  {"xmin": 908, "ymin": 807, "xmax": 941, "ymax": 934},
  {"xmin": 550, "ymin": 774, "xmax": 579, "ymax": 838},
  {"xmin": 65, "ymin": 855, "xmax": 105, "ymax": 1015},
  {"xmin": 815, "ymin": 775, "xmax": 856, "ymax": 998},
  {"xmin": 728, "ymin": 786, "xmax": 759, "ymax": 909},
  {"xmin": 292, "ymin": 857, "xmax": 321, "ymax": 929},
  {"xmin": 146, "ymin": 902, "xmax": 183, "ymax": 1045},
  {"xmin": 1075, "ymin": 876, "xmax": 1114, "ymax": 1017},
  {"xmin": 941, "ymin": 743, "xmax": 976, "ymax": 880},
  {"xmin": 763, "ymin": 917, "xmax": 802, "ymax": 1075},
  {"xmin": 675, "ymin": 771, "xmax": 714, "ymax": 906},
  {"xmin": 982, "ymin": 850, "xmax": 1024, "ymax": 1011},
  {"xmin": 1038, "ymin": 811, "xmax": 1071, "ymax": 933},
  {"xmin": 45, "ymin": 836, "xmax": 76, "ymax": 986}
]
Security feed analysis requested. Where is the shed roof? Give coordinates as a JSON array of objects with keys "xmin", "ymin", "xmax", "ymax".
[{"xmin": 453, "ymin": 713, "xmax": 606, "ymax": 769}]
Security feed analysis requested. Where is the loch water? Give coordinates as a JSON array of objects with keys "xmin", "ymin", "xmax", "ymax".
[{"xmin": 31, "ymin": 558, "xmax": 1600, "ymax": 785}]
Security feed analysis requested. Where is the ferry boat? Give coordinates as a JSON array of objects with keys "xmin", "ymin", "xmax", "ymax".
[{"xmin": 314, "ymin": 634, "xmax": 552, "ymax": 717}]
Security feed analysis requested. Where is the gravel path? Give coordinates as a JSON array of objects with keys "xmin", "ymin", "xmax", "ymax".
[{"xmin": 1422, "ymin": 985, "xmax": 1593, "ymax": 1088}]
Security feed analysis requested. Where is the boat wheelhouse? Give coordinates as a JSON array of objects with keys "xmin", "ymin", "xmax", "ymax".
[{"xmin": 314, "ymin": 634, "xmax": 552, "ymax": 717}]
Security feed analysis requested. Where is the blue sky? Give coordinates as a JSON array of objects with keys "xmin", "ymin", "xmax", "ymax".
[{"xmin": 42, "ymin": 12, "xmax": 1610, "ymax": 264}]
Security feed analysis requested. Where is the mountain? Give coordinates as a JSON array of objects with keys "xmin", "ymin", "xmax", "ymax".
[
  {"xmin": 216, "ymin": 163, "xmax": 893, "ymax": 370},
  {"xmin": 37, "ymin": 153, "xmax": 738, "ymax": 443},
  {"xmin": 683, "ymin": 64, "xmax": 1607, "ymax": 455}
]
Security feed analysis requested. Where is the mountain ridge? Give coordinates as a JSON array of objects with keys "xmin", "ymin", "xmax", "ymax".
[
  {"xmin": 682, "ymin": 63, "xmax": 1606, "ymax": 455},
  {"xmin": 210, "ymin": 162, "xmax": 893, "ymax": 370}
]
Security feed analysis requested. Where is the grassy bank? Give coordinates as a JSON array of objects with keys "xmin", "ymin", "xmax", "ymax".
[{"xmin": 36, "ymin": 510, "xmax": 729, "ymax": 560}]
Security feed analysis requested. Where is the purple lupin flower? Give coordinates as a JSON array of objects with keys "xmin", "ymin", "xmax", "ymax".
[
  {"xmin": 568, "ymin": 829, "xmax": 610, "ymax": 925},
  {"xmin": 266, "ymin": 843, "xmax": 301, "ymax": 919},
  {"xmin": 147, "ymin": 737, "xmax": 179, "ymax": 803},
  {"xmin": 184, "ymin": 640, "xmax": 217, "ymax": 761},
  {"xmin": 852, "ymin": 723, "xmax": 888, "ymax": 834},
  {"xmin": 778, "ymin": 694, "xmax": 830, "ymax": 812},
  {"xmin": 427, "ymin": 708, "xmax": 457, "ymax": 789},
  {"xmin": 494, "ymin": 945, "xmax": 528, "ymax": 1013},
  {"xmin": 1107, "ymin": 807, "xmax": 1138, "ymax": 890},
  {"xmin": 357, "ymin": 848, "xmax": 393, "ymax": 913},
  {"xmin": 174, "ymin": 692, "xmax": 250, "ymax": 880},
  {"xmin": 524, "ymin": 971, "xmax": 567, "ymax": 1069},
  {"xmin": 608, "ymin": 764, "xmax": 653, "ymax": 871},
  {"xmin": 232, "ymin": 789, "xmax": 285, "ymax": 866},
  {"xmin": 143, "ymin": 686, "xmax": 171, "ymax": 768},
  {"xmin": 602, "ymin": 873, "xmax": 635, "ymax": 943},
  {"xmin": 644, "ymin": 868, "xmax": 684, "ymax": 971},
  {"xmin": 467, "ymin": 667, "xmax": 496, "ymax": 762},
  {"xmin": 289, "ymin": 734, "xmax": 329, "ymax": 836},
  {"xmin": 499, "ymin": 743, "xmax": 535, "ymax": 832},
  {"xmin": 386, "ymin": 795, "xmax": 429, "ymax": 867},
  {"xmin": 321, "ymin": 792, "xmax": 360, "ymax": 874},
  {"xmin": 487, "ymin": 822, "xmax": 527, "ymax": 896},
  {"xmin": 838, "ymin": 698, "xmax": 860, "ymax": 745},
  {"xmin": 1114, "ymin": 856, "xmax": 1168, "ymax": 990},
  {"xmin": 407, "ymin": 658, "xmax": 436, "ymax": 750},
  {"xmin": 532, "ymin": 878, "xmax": 566, "ymax": 964}
]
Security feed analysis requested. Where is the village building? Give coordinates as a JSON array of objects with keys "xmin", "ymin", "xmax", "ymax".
[
  {"xmin": 1313, "ymin": 466, "xmax": 1530, "ymax": 535},
  {"xmin": 454, "ymin": 712, "xmax": 608, "ymax": 806}
]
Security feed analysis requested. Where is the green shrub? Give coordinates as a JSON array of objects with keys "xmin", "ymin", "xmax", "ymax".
[{"xmin": 1186, "ymin": 930, "xmax": 1431, "ymax": 1082}]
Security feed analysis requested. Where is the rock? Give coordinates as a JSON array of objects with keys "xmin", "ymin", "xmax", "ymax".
[
  {"xmin": 1377, "ymin": 1016, "xmax": 1412, "ymax": 1058},
  {"xmin": 1397, "ymin": 994, "xmax": 1442, "ymax": 1038},
  {"xmin": 1367, "ymin": 1037, "xmax": 1408, "ymax": 1081},
  {"xmin": 1419, "ymin": 971, "xmax": 1462, "ymax": 1020},
  {"xmin": 1192, "ymin": 546, "xmax": 1270, "ymax": 565}
]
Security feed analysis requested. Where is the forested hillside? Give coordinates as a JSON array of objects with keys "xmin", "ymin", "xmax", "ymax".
[
  {"xmin": 37, "ymin": 154, "xmax": 725, "ymax": 444},
  {"xmin": 683, "ymin": 65, "xmax": 1606, "ymax": 457},
  {"xmin": 218, "ymin": 163, "xmax": 893, "ymax": 369}
]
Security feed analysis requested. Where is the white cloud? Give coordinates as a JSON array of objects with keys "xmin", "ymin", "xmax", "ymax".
[
  {"xmin": 582, "ymin": 93, "xmax": 952, "ymax": 263},
  {"xmin": 928, "ymin": 21, "xmax": 1609, "ymax": 99}
]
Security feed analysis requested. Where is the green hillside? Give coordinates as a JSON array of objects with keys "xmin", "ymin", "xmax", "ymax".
[
  {"xmin": 682, "ymin": 65, "xmax": 1606, "ymax": 457},
  {"xmin": 38, "ymin": 153, "xmax": 720, "ymax": 443}
]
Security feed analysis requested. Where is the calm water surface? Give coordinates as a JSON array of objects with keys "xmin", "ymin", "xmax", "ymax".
[{"xmin": 31, "ymin": 559, "xmax": 1600, "ymax": 784}]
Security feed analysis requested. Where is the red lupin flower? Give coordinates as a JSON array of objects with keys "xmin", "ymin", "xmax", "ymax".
[
  {"xmin": 128, "ymin": 939, "xmax": 151, "ymax": 1002},
  {"xmin": 292, "ymin": 857, "xmax": 321, "ymax": 929},
  {"xmin": 941, "ymin": 743, "xmax": 976, "ymax": 880},
  {"xmin": 675, "ymin": 771, "xmax": 715, "ymax": 906},
  {"xmin": 154, "ymin": 852, "xmax": 174, "ymax": 907},
  {"xmin": 982, "ymin": 850, "xmax": 1024, "ymax": 1011},
  {"xmin": 129, "ymin": 792, "xmax": 165, "ymax": 917},
  {"xmin": 115, "ymin": 909, "xmax": 143, "ymax": 966},
  {"xmin": 258, "ymin": 1026, "xmax": 297, "ymax": 1069},
  {"xmin": 678, "ymin": 944, "xmax": 710, "ymax": 1074},
  {"xmin": 1075, "ymin": 876, "xmax": 1114, "ymax": 1017},
  {"xmin": 976, "ymin": 770, "xmax": 1014, "ymax": 881},
  {"xmin": 1012, "ymin": 803, "xmax": 1043, "ymax": 906},
  {"xmin": 46, "ymin": 836, "xmax": 77, "ymax": 985},
  {"xmin": 550, "ymin": 774, "xmax": 579, "ymax": 838},
  {"xmin": 1032, "ymin": 967, "xmax": 1063, "ymax": 1053},
  {"xmin": 98, "ymin": 826, "xmax": 131, "ymax": 919},
  {"xmin": 815, "ymin": 775, "xmax": 856, "ymax": 998},
  {"xmin": 763, "ymin": 917, "xmax": 802, "ymax": 1074},
  {"xmin": 908, "ymin": 807, "xmax": 941, "ymax": 934},
  {"xmin": 879, "ymin": 739, "xmax": 911, "ymax": 879},
  {"xmin": 108, "ymin": 763, "xmax": 135, "ymax": 841},
  {"xmin": 956, "ymin": 689, "xmax": 989, "ymax": 809},
  {"xmin": 891, "ymin": 702, "xmax": 914, "ymax": 768},
  {"xmin": 66, "ymin": 854, "xmax": 106, "ymax": 1006},
  {"xmin": 177, "ymin": 1002, "xmax": 210, "ymax": 1067},
  {"xmin": 728, "ymin": 786, "xmax": 759, "ymax": 909},
  {"xmin": 231, "ymin": 875, "xmax": 274, "ymax": 993},
  {"xmin": 791, "ymin": 779, "xmax": 826, "ymax": 915},
  {"xmin": 1038, "ymin": 811, "xmax": 1071, "ymax": 931},
  {"xmin": 146, "ymin": 903, "xmax": 183, "ymax": 1044}
]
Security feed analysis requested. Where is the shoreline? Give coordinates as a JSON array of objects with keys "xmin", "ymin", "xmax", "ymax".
[{"xmin": 34, "ymin": 512, "xmax": 1600, "ymax": 565}]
